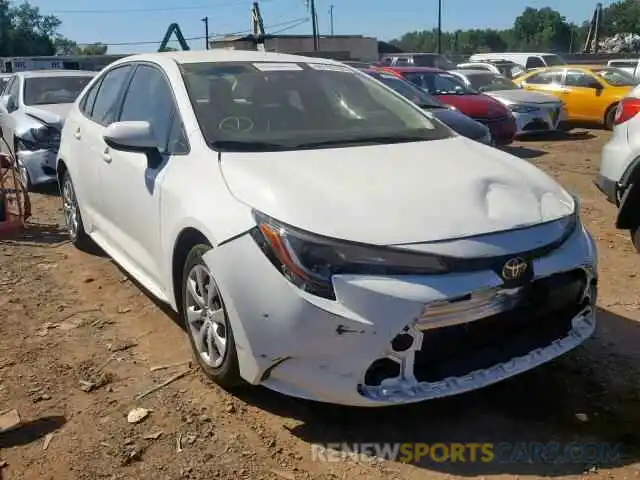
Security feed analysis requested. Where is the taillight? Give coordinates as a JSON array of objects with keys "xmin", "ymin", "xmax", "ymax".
[{"xmin": 614, "ymin": 98, "xmax": 640, "ymax": 125}]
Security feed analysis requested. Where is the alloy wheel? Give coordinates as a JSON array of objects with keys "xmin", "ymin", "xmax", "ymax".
[
  {"xmin": 61, "ymin": 176, "xmax": 79, "ymax": 241},
  {"xmin": 184, "ymin": 264, "xmax": 228, "ymax": 368}
]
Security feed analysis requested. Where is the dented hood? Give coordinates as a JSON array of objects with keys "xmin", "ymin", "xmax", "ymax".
[
  {"xmin": 24, "ymin": 104, "xmax": 71, "ymax": 129},
  {"xmin": 220, "ymin": 136, "xmax": 574, "ymax": 245}
]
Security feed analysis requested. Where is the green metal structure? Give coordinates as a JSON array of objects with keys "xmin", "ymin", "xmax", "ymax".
[{"xmin": 159, "ymin": 23, "xmax": 190, "ymax": 52}]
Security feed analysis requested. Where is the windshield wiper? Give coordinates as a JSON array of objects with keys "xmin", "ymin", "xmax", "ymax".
[
  {"xmin": 296, "ymin": 136, "xmax": 426, "ymax": 148},
  {"xmin": 211, "ymin": 140, "xmax": 288, "ymax": 151}
]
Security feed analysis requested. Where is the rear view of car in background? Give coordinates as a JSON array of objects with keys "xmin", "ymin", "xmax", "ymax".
[
  {"xmin": 363, "ymin": 69, "xmax": 492, "ymax": 145},
  {"xmin": 598, "ymin": 83, "xmax": 640, "ymax": 250}
]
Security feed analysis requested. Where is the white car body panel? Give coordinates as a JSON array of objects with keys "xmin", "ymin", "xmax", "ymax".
[
  {"xmin": 599, "ymin": 83, "xmax": 640, "ymax": 203},
  {"xmin": 220, "ymin": 137, "xmax": 574, "ymax": 245},
  {"xmin": 58, "ymin": 50, "xmax": 598, "ymax": 406}
]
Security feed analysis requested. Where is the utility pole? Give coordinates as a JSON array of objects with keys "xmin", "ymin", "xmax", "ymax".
[
  {"xmin": 310, "ymin": 0, "xmax": 319, "ymax": 51},
  {"xmin": 329, "ymin": 5, "xmax": 334, "ymax": 37},
  {"xmin": 201, "ymin": 16, "xmax": 209, "ymax": 50},
  {"xmin": 437, "ymin": 0, "xmax": 442, "ymax": 54}
]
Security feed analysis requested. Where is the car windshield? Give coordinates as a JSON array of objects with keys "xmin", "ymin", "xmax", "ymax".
[
  {"xmin": 594, "ymin": 68, "xmax": 636, "ymax": 87},
  {"xmin": 181, "ymin": 61, "xmax": 452, "ymax": 152},
  {"xmin": 542, "ymin": 54, "xmax": 566, "ymax": 66},
  {"xmin": 466, "ymin": 73, "xmax": 519, "ymax": 92},
  {"xmin": 365, "ymin": 71, "xmax": 445, "ymax": 108},
  {"xmin": 23, "ymin": 76, "xmax": 92, "ymax": 106},
  {"xmin": 494, "ymin": 63, "xmax": 525, "ymax": 78},
  {"xmin": 403, "ymin": 71, "xmax": 477, "ymax": 95}
]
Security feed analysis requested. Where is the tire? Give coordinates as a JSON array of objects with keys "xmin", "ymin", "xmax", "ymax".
[
  {"xmin": 605, "ymin": 104, "xmax": 618, "ymax": 131},
  {"xmin": 181, "ymin": 244, "xmax": 243, "ymax": 389},
  {"xmin": 631, "ymin": 226, "xmax": 640, "ymax": 254},
  {"xmin": 60, "ymin": 170, "xmax": 91, "ymax": 249}
]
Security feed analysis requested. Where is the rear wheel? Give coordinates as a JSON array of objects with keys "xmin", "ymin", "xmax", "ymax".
[
  {"xmin": 60, "ymin": 171, "xmax": 91, "ymax": 249},
  {"xmin": 605, "ymin": 104, "xmax": 618, "ymax": 131}
]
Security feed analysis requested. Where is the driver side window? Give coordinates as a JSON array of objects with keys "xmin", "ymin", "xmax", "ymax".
[{"xmin": 119, "ymin": 64, "xmax": 189, "ymax": 155}]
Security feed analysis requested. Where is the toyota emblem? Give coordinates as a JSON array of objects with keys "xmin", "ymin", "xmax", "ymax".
[{"xmin": 501, "ymin": 257, "xmax": 528, "ymax": 281}]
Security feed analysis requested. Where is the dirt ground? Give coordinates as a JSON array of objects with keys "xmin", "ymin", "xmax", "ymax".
[{"xmin": 1, "ymin": 129, "xmax": 640, "ymax": 480}]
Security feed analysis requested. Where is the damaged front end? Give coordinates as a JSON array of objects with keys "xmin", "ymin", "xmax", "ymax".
[{"xmin": 15, "ymin": 124, "xmax": 61, "ymax": 187}]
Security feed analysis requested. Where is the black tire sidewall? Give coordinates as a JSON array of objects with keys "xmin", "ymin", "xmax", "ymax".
[
  {"xmin": 181, "ymin": 244, "xmax": 242, "ymax": 388},
  {"xmin": 605, "ymin": 105, "xmax": 617, "ymax": 130}
]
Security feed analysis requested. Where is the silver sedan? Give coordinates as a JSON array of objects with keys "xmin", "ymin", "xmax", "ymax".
[{"xmin": 450, "ymin": 70, "xmax": 568, "ymax": 136}]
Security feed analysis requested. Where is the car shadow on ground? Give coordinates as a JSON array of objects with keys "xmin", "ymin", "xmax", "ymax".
[
  {"xmin": 0, "ymin": 222, "xmax": 67, "ymax": 246},
  {"xmin": 30, "ymin": 182, "xmax": 60, "ymax": 197},
  {"xmin": 502, "ymin": 145, "xmax": 547, "ymax": 159},
  {"xmin": 234, "ymin": 307, "xmax": 640, "ymax": 477},
  {"xmin": 0, "ymin": 415, "xmax": 66, "ymax": 449},
  {"xmin": 519, "ymin": 130, "xmax": 597, "ymax": 143}
]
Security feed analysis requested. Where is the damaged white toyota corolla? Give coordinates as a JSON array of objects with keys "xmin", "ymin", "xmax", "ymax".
[{"xmin": 57, "ymin": 50, "xmax": 597, "ymax": 407}]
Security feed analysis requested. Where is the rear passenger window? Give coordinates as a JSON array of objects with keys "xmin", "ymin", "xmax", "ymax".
[
  {"xmin": 525, "ymin": 71, "xmax": 562, "ymax": 85},
  {"xmin": 91, "ymin": 65, "xmax": 132, "ymax": 127}
]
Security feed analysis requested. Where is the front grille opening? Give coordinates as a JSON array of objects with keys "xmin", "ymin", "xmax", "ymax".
[
  {"xmin": 413, "ymin": 269, "xmax": 588, "ymax": 383},
  {"xmin": 364, "ymin": 358, "xmax": 401, "ymax": 387},
  {"xmin": 523, "ymin": 120, "xmax": 550, "ymax": 131}
]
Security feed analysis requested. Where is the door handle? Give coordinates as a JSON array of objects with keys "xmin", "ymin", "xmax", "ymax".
[
  {"xmin": 102, "ymin": 148, "xmax": 112, "ymax": 163},
  {"xmin": 73, "ymin": 128, "xmax": 81, "ymax": 140}
]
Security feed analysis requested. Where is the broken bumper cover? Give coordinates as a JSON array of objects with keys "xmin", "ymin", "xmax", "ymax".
[
  {"xmin": 203, "ymin": 222, "xmax": 597, "ymax": 407},
  {"xmin": 513, "ymin": 105, "xmax": 567, "ymax": 135},
  {"xmin": 19, "ymin": 148, "xmax": 58, "ymax": 185}
]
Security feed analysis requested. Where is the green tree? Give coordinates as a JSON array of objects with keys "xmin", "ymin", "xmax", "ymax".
[
  {"xmin": 79, "ymin": 43, "xmax": 108, "ymax": 55},
  {"xmin": 512, "ymin": 7, "xmax": 572, "ymax": 51}
]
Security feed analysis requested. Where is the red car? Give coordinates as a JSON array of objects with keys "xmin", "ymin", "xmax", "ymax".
[{"xmin": 378, "ymin": 66, "xmax": 517, "ymax": 145}]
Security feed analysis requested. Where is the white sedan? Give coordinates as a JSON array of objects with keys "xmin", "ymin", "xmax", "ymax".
[{"xmin": 57, "ymin": 50, "xmax": 597, "ymax": 407}]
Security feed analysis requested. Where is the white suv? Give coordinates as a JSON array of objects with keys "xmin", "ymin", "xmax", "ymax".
[{"xmin": 598, "ymin": 84, "xmax": 640, "ymax": 249}]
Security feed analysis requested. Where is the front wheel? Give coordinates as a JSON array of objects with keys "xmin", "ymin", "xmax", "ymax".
[
  {"xmin": 60, "ymin": 171, "xmax": 91, "ymax": 249},
  {"xmin": 181, "ymin": 244, "xmax": 243, "ymax": 389}
]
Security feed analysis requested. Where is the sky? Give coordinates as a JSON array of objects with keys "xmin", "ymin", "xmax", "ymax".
[{"xmin": 28, "ymin": 0, "xmax": 618, "ymax": 54}]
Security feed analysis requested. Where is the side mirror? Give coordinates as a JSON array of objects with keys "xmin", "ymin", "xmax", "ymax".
[
  {"xmin": 103, "ymin": 121, "xmax": 163, "ymax": 168},
  {"xmin": 104, "ymin": 121, "xmax": 158, "ymax": 152}
]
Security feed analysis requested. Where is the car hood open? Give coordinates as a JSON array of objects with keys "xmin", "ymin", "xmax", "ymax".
[{"xmin": 219, "ymin": 136, "xmax": 574, "ymax": 245}]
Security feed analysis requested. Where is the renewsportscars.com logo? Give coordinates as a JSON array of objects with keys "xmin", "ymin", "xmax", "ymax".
[{"xmin": 311, "ymin": 442, "xmax": 624, "ymax": 464}]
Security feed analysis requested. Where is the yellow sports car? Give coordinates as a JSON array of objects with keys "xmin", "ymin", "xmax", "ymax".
[{"xmin": 514, "ymin": 65, "xmax": 636, "ymax": 129}]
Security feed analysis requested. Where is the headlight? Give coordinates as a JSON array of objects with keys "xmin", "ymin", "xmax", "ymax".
[
  {"xmin": 250, "ymin": 211, "xmax": 448, "ymax": 299},
  {"xmin": 509, "ymin": 104, "xmax": 538, "ymax": 114}
]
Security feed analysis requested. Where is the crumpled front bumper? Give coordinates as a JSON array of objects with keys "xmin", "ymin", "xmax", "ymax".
[
  {"xmin": 204, "ymin": 223, "xmax": 597, "ymax": 407},
  {"xmin": 18, "ymin": 148, "xmax": 58, "ymax": 185}
]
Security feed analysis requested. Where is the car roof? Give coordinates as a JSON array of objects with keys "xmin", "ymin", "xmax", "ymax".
[
  {"xmin": 452, "ymin": 69, "xmax": 496, "ymax": 76},
  {"xmin": 112, "ymin": 50, "xmax": 348, "ymax": 67},
  {"xmin": 381, "ymin": 66, "xmax": 445, "ymax": 73},
  {"xmin": 12, "ymin": 69, "xmax": 97, "ymax": 78}
]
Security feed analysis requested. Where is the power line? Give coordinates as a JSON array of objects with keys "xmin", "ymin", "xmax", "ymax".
[
  {"xmin": 79, "ymin": 17, "xmax": 309, "ymax": 46},
  {"xmin": 48, "ymin": 0, "xmax": 273, "ymax": 15}
]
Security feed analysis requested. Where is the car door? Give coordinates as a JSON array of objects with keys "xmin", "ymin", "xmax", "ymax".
[
  {"xmin": 520, "ymin": 69, "xmax": 564, "ymax": 98},
  {"xmin": 72, "ymin": 64, "xmax": 134, "ymax": 230},
  {"xmin": 99, "ymin": 63, "xmax": 189, "ymax": 288},
  {"xmin": 562, "ymin": 69, "xmax": 606, "ymax": 121}
]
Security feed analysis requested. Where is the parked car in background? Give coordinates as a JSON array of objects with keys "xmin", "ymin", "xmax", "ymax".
[
  {"xmin": 606, "ymin": 59, "xmax": 640, "ymax": 83},
  {"xmin": 0, "ymin": 73, "xmax": 11, "ymax": 93},
  {"xmin": 469, "ymin": 52, "xmax": 567, "ymax": 71},
  {"xmin": 456, "ymin": 60, "xmax": 525, "ymax": 79},
  {"xmin": 378, "ymin": 53, "xmax": 456, "ymax": 70},
  {"xmin": 0, "ymin": 69, "xmax": 96, "ymax": 189},
  {"xmin": 450, "ymin": 69, "xmax": 567, "ymax": 136},
  {"xmin": 598, "ymin": 82, "xmax": 640, "ymax": 250},
  {"xmin": 363, "ymin": 69, "xmax": 492, "ymax": 144},
  {"xmin": 515, "ymin": 65, "xmax": 635, "ymax": 130},
  {"xmin": 57, "ymin": 50, "xmax": 596, "ymax": 407},
  {"xmin": 380, "ymin": 66, "xmax": 516, "ymax": 145}
]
